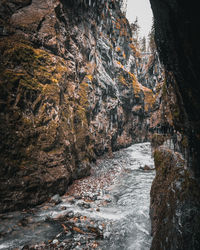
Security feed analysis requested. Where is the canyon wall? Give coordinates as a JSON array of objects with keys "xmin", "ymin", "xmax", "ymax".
[
  {"xmin": 0, "ymin": 0, "xmax": 156, "ymax": 212},
  {"xmin": 150, "ymin": 0, "xmax": 200, "ymax": 249}
]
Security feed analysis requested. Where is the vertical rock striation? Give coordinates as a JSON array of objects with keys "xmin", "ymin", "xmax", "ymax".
[
  {"xmin": 150, "ymin": 0, "xmax": 200, "ymax": 249},
  {"xmin": 0, "ymin": 0, "xmax": 155, "ymax": 212}
]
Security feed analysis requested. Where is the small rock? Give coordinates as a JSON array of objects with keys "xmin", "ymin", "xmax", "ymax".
[
  {"xmin": 50, "ymin": 194, "xmax": 62, "ymax": 204},
  {"xmin": 83, "ymin": 203, "xmax": 91, "ymax": 209},
  {"xmin": 65, "ymin": 231, "xmax": 72, "ymax": 237},
  {"xmin": 56, "ymin": 232, "xmax": 62, "ymax": 238},
  {"xmin": 52, "ymin": 239, "xmax": 59, "ymax": 244},
  {"xmin": 75, "ymin": 195, "xmax": 82, "ymax": 200},
  {"xmin": 74, "ymin": 246, "xmax": 82, "ymax": 250},
  {"xmin": 103, "ymin": 232, "xmax": 111, "ymax": 239},
  {"xmin": 105, "ymin": 198, "xmax": 112, "ymax": 203},
  {"xmin": 67, "ymin": 211, "xmax": 74, "ymax": 218},
  {"xmin": 77, "ymin": 202, "xmax": 90, "ymax": 209},
  {"xmin": 22, "ymin": 245, "xmax": 29, "ymax": 250},
  {"xmin": 93, "ymin": 195, "xmax": 98, "ymax": 201},
  {"xmin": 80, "ymin": 237, "xmax": 86, "ymax": 244},
  {"xmin": 58, "ymin": 242, "xmax": 66, "ymax": 247}
]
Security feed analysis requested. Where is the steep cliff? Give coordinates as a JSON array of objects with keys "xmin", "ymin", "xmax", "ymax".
[
  {"xmin": 150, "ymin": 0, "xmax": 200, "ymax": 249},
  {"xmin": 0, "ymin": 0, "xmax": 155, "ymax": 212},
  {"xmin": 150, "ymin": 145, "xmax": 200, "ymax": 250},
  {"xmin": 137, "ymin": 52, "xmax": 163, "ymax": 91}
]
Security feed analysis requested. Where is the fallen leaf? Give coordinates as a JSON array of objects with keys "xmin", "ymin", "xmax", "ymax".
[{"xmin": 73, "ymin": 227, "xmax": 85, "ymax": 234}]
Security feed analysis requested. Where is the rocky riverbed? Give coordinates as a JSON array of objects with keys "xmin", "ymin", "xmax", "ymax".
[{"xmin": 0, "ymin": 142, "xmax": 155, "ymax": 250}]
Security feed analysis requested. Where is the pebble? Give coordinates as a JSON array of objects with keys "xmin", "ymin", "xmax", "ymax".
[
  {"xmin": 58, "ymin": 242, "xmax": 66, "ymax": 247},
  {"xmin": 83, "ymin": 203, "xmax": 91, "ymax": 209},
  {"xmin": 65, "ymin": 231, "xmax": 72, "ymax": 237},
  {"xmin": 74, "ymin": 246, "xmax": 82, "ymax": 250},
  {"xmin": 52, "ymin": 239, "xmax": 59, "ymax": 244},
  {"xmin": 75, "ymin": 195, "xmax": 82, "ymax": 200},
  {"xmin": 67, "ymin": 211, "xmax": 74, "ymax": 217},
  {"xmin": 50, "ymin": 194, "xmax": 62, "ymax": 204}
]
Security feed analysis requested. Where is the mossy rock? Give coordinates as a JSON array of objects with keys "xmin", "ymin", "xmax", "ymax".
[
  {"xmin": 151, "ymin": 133, "xmax": 166, "ymax": 148},
  {"xmin": 151, "ymin": 146, "xmax": 200, "ymax": 250}
]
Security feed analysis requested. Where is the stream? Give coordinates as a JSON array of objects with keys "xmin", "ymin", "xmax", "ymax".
[{"xmin": 0, "ymin": 142, "xmax": 155, "ymax": 250}]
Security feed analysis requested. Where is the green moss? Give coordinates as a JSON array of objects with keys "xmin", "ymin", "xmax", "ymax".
[
  {"xmin": 0, "ymin": 37, "xmax": 94, "ymax": 169},
  {"xmin": 4, "ymin": 45, "xmax": 35, "ymax": 65},
  {"xmin": 19, "ymin": 78, "xmax": 42, "ymax": 91},
  {"xmin": 1, "ymin": 39, "xmax": 67, "ymax": 86},
  {"xmin": 0, "ymin": 69, "xmax": 24, "ymax": 84},
  {"xmin": 162, "ymin": 78, "xmax": 167, "ymax": 97},
  {"xmin": 173, "ymin": 111, "xmax": 179, "ymax": 118},
  {"xmin": 154, "ymin": 148, "xmax": 175, "ymax": 177},
  {"xmin": 153, "ymin": 146, "xmax": 200, "ymax": 202}
]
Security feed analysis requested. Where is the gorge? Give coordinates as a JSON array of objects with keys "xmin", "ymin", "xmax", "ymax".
[{"xmin": 0, "ymin": 0, "xmax": 200, "ymax": 249}]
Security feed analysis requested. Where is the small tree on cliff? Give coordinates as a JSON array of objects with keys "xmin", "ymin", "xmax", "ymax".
[
  {"xmin": 148, "ymin": 21, "xmax": 156, "ymax": 54},
  {"xmin": 140, "ymin": 36, "xmax": 147, "ymax": 52},
  {"xmin": 130, "ymin": 17, "xmax": 140, "ymax": 47}
]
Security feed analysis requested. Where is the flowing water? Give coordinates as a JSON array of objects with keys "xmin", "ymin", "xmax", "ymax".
[{"xmin": 0, "ymin": 142, "xmax": 155, "ymax": 250}]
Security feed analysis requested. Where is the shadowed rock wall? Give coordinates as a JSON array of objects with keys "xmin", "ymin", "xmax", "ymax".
[{"xmin": 150, "ymin": 0, "xmax": 200, "ymax": 249}]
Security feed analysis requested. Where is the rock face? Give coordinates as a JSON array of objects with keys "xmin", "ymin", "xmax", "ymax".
[
  {"xmin": 0, "ymin": 0, "xmax": 155, "ymax": 212},
  {"xmin": 151, "ymin": 146, "xmax": 200, "ymax": 250},
  {"xmin": 150, "ymin": 0, "xmax": 200, "ymax": 173},
  {"xmin": 150, "ymin": 0, "xmax": 200, "ymax": 249},
  {"xmin": 138, "ymin": 53, "xmax": 164, "ymax": 91}
]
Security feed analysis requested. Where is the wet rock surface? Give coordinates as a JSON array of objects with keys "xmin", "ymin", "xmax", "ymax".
[
  {"xmin": 0, "ymin": 143, "xmax": 155, "ymax": 250},
  {"xmin": 150, "ymin": 145, "xmax": 200, "ymax": 250},
  {"xmin": 0, "ymin": 0, "xmax": 156, "ymax": 213},
  {"xmin": 149, "ymin": 0, "xmax": 200, "ymax": 248}
]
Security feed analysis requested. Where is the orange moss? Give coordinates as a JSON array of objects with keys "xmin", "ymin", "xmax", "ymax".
[
  {"xmin": 85, "ymin": 62, "xmax": 96, "ymax": 75},
  {"xmin": 115, "ymin": 21, "xmax": 121, "ymax": 30},
  {"xmin": 132, "ymin": 81, "xmax": 142, "ymax": 97},
  {"xmin": 128, "ymin": 72, "xmax": 155, "ymax": 107},
  {"xmin": 143, "ymin": 87, "xmax": 156, "ymax": 112},
  {"xmin": 116, "ymin": 47, "xmax": 121, "ymax": 52},
  {"xmin": 120, "ymin": 28, "xmax": 128, "ymax": 37},
  {"xmin": 85, "ymin": 74, "xmax": 93, "ymax": 82},
  {"xmin": 118, "ymin": 75, "xmax": 129, "ymax": 86},
  {"xmin": 129, "ymin": 43, "xmax": 136, "ymax": 53},
  {"xmin": 116, "ymin": 61, "xmax": 124, "ymax": 69},
  {"xmin": 78, "ymin": 82, "xmax": 89, "ymax": 109},
  {"xmin": 129, "ymin": 43, "xmax": 141, "ymax": 57},
  {"xmin": 129, "ymin": 73, "xmax": 142, "ymax": 97},
  {"xmin": 122, "ymin": 18, "xmax": 128, "ymax": 25}
]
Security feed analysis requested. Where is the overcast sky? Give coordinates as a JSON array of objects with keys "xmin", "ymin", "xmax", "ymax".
[{"xmin": 126, "ymin": 0, "xmax": 153, "ymax": 38}]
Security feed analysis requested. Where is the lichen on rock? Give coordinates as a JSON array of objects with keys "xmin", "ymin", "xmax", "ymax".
[{"xmin": 0, "ymin": 0, "xmax": 160, "ymax": 212}]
